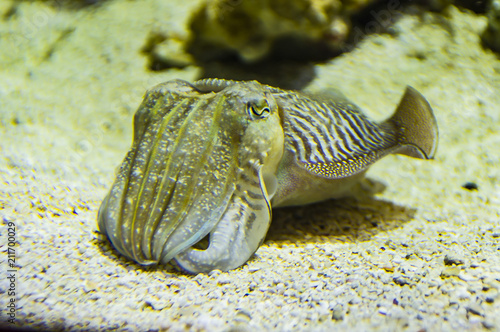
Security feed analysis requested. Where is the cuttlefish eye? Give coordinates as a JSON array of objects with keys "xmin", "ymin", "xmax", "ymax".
[{"xmin": 246, "ymin": 101, "xmax": 271, "ymax": 119}]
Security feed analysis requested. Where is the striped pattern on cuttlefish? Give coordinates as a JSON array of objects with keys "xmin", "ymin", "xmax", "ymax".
[{"xmin": 98, "ymin": 78, "xmax": 438, "ymax": 274}]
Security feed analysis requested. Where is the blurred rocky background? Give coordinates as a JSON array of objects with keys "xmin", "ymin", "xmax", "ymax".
[{"xmin": 16, "ymin": 0, "xmax": 498, "ymax": 88}]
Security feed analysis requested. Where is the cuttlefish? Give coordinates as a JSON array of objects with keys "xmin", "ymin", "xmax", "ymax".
[{"xmin": 98, "ymin": 79, "xmax": 438, "ymax": 274}]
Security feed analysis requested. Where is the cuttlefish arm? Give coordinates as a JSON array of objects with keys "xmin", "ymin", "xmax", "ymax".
[
  {"xmin": 175, "ymin": 164, "xmax": 274, "ymax": 272},
  {"xmin": 98, "ymin": 80, "xmax": 239, "ymax": 266},
  {"xmin": 175, "ymin": 80, "xmax": 284, "ymax": 273},
  {"xmin": 98, "ymin": 79, "xmax": 283, "ymax": 274}
]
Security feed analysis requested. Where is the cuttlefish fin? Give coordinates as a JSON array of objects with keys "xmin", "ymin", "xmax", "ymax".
[
  {"xmin": 385, "ymin": 86, "xmax": 439, "ymax": 160},
  {"xmin": 174, "ymin": 168, "xmax": 273, "ymax": 273}
]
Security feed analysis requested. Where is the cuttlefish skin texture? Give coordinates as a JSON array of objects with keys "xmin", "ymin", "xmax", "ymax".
[{"xmin": 98, "ymin": 79, "xmax": 438, "ymax": 274}]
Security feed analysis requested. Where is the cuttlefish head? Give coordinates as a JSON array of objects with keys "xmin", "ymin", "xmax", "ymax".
[{"xmin": 98, "ymin": 79, "xmax": 284, "ymax": 274}]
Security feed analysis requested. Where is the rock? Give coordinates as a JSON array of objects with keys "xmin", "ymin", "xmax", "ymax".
[
  {"xmin": 482, "ymin": 0, "xmax": 500, "ymax": 52},
  {"xmin": 187, "ymin": 0, "xmax": 350, "ymax": 63},
  {"xmin": 331, "ymin": 303, "xmax": 344, "ymax": 320}
]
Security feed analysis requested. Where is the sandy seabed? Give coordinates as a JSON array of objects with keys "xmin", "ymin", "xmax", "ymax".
[{"xmin": 0, "ymin": 0, "xmax": 499, "ymax": 331}]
